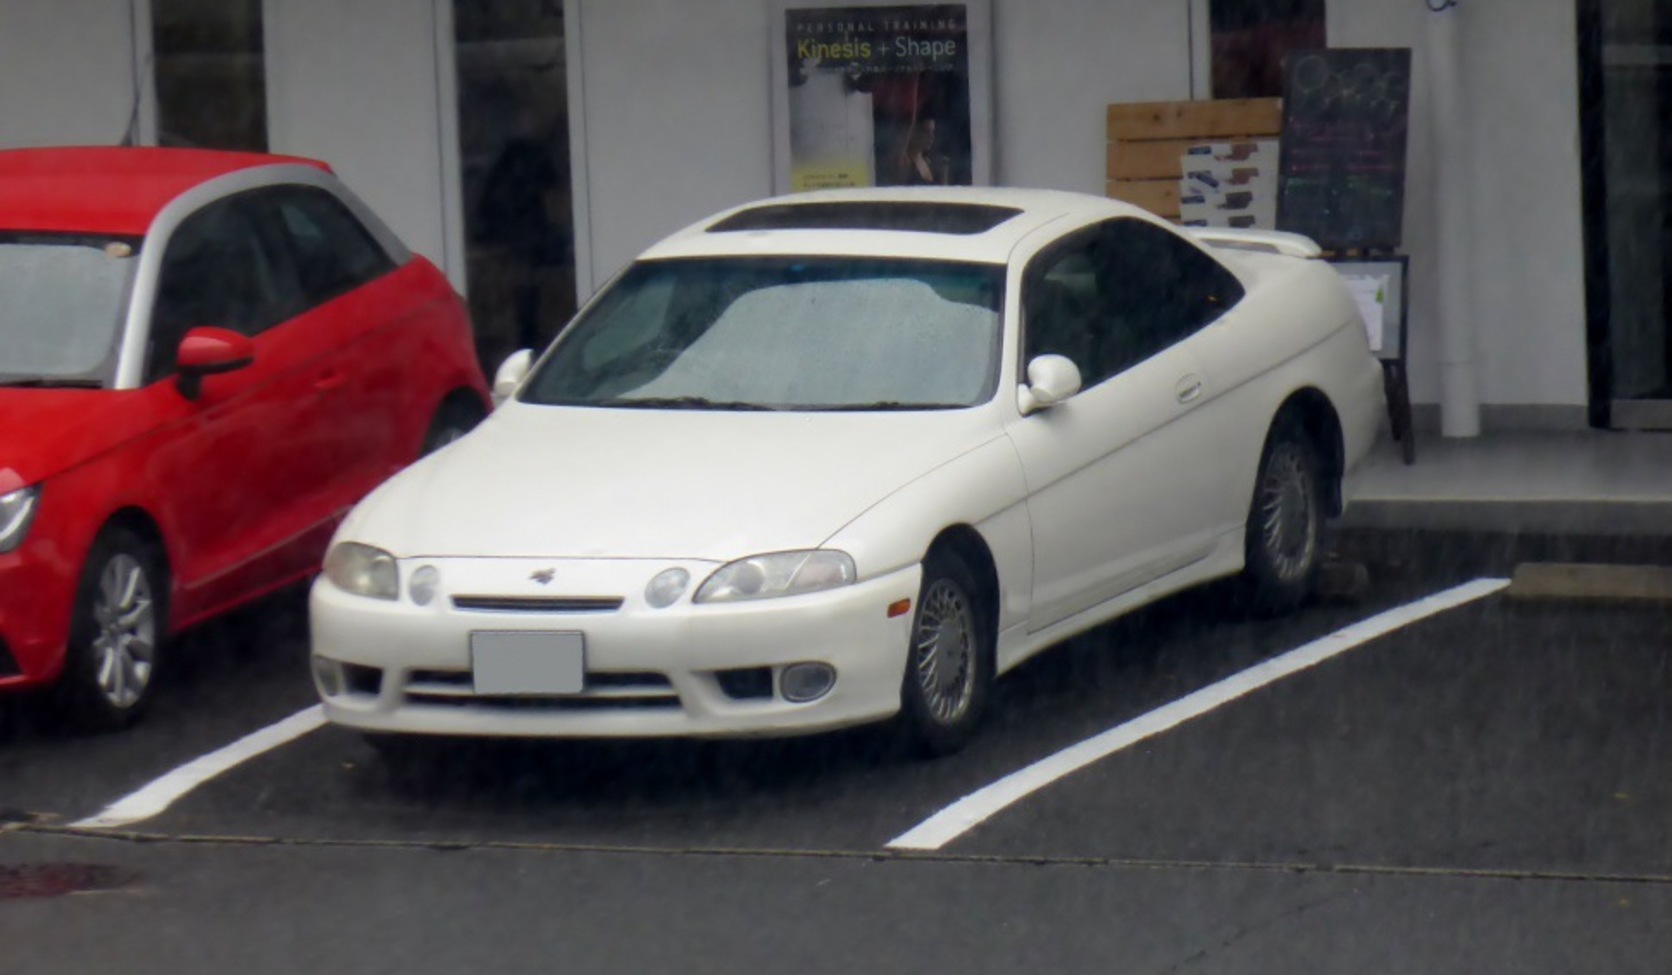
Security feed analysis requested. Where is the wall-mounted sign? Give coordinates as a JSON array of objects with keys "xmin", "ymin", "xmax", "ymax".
[
  {"xmin": 1276, "ymin": 47, "xmax": 1411, "ymax": 251},
  {"xmin": 769, "ymin": 1, "xmax": 993, "ymax": 193}
]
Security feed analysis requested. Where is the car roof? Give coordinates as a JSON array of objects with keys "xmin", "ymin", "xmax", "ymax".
[
  {"xmin": 0, "ymin": 146, "xmax": 331, "ymax": 236},
  {"xmin": 640, "ymin": 186, "xmax": 1157, "ymax": 265}
]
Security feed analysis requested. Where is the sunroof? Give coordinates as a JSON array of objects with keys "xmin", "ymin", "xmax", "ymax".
[{"xmin": 708, "ymin": 201, "xmax": 1021, "ymax": 236}]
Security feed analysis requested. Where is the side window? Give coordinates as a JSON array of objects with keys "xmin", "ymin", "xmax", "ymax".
[
  {"xmin": 147, "ymin": 196, "xmax": 292, "ymax": 381},
  {"xmin": 1022, "ymin": 227, "xmax": 1107, "ymax": 381},
  {"xmin": 269, "ymin": 187, "xmax": 396, "ymax": 308},
  {"xmin": 1097, "ymin": 218, "xmax": 1245, "ymax": 375}
]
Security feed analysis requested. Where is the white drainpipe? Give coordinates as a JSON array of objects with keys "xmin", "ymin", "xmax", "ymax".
[{"xmin": 1426, "ymin": 0, "xmax": 1482, "ymax": 437}]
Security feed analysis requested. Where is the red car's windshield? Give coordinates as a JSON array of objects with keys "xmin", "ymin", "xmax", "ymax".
[{"xmin": 0, "ymin": 233, "xmax": 140, "ymax": 388}]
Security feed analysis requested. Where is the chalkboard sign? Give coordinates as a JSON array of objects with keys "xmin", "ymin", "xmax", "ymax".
[{"xmin": 1276, "ymin": 48, "xmax": 1411, "ymax": 251}]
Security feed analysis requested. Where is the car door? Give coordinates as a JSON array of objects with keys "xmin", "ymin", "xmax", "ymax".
[
  {"xmin": 262, "ymin": 185, "xmax": 422, "ymax": 509},
  {"xmin": 143, "ymin": 191, "xmax": 338, "ymax": 619},
  {"xmin": 1004, "ymin": 218, "xmax": 1242, "ymax": 632}
]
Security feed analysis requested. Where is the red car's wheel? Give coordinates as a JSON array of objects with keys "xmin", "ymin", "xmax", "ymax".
[{"xmin": 54, "ymin": 527, "xmax": 166, "ymax": 732}]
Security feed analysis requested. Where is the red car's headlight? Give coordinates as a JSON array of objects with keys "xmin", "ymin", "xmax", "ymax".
[{"xmin": 0, "ymin": 485, "xmax": 39, "ymax": 554}]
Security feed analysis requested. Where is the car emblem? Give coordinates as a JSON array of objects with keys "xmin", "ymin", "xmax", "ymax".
[{"xmin": 529, "ymin": 568, "xmax": 555, "ymax": 585}]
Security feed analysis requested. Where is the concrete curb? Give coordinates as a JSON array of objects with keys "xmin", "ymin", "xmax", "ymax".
[{"xmin": 1507, "ymin": 563, "xmax": 1672, "ymax": 603}]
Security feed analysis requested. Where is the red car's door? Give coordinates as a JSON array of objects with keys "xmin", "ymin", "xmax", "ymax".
[
  {"xmin": 262, "ymin": 186, "xmax": 431, "ymax": 509},
  {"xmin": 143, "ymin": 192, "xmax": 341, "ymax": 622}
]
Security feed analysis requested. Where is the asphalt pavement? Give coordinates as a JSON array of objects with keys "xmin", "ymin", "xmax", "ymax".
[{"xmin": 3, "ymin": 529, "xmax": 1669, "ymax": 973}]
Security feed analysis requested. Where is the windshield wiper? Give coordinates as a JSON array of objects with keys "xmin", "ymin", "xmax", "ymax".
[
  {"xmin": 602, "ymin": 396, "xmax": 778, "ymax": 411},
  {"xmin": 815, "ymin": 401, "xmax": 966, "ymax": 411},
  {"xmin": 0, "ymin": 378, "xmax": 104, "ymax": 389}
]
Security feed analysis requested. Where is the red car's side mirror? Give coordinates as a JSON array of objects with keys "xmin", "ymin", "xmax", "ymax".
[{"xmin": 175, "ymin": 327, "xmax": 254, "ymax": 400}]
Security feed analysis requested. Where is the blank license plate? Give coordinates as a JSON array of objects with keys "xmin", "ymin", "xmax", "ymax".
[{"xmin": 471, "ymin": 631, "xmax": 585, "ymax": 695}]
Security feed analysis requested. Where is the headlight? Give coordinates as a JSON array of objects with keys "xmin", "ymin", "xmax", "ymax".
[
  {"xmin": 694, "ymin": 550, "xmax": 856, "ymax": 604},
  {"xmin": 645, "ymin": 568, "xmax": 690, "ymax": 609},
  {"xmin": 323, "ymin": 542, "xmax": 399, "ymax": 600},
  {"xmin": 0, "ymin": 486, "xmax": 40, "ymax": 554}
]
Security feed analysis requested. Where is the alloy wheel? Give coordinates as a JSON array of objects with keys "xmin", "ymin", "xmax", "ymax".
[
  {"xmin": 913, "ymin": 577, "xmax": 977, "ymax": 725},
  {"xmin": 88, "ymin": 553, "xmax": 157, "ymax": 710},
  {"xmin": 1257, "ymin": 442, "xmax": 1318, "ymax": 585}
]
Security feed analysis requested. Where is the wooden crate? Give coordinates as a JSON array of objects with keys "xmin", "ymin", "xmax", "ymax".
[{"xmin": 1105, "ymin": 97, "xmax": 1281, "ymax": 221}]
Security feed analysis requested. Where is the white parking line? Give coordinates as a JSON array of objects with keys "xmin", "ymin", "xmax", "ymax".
[
  {"xmin": 887, "ymin": 577, "xmax": 1511, "ymax": 851},
  {"xmin": 74, "ymin": 705, "xmax": 325, "ymax": 830}
]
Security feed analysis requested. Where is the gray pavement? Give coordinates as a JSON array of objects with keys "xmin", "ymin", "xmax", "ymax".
[{"xmin": 4, "ymin": 510, "xmax": 1670, "ymax": 973}]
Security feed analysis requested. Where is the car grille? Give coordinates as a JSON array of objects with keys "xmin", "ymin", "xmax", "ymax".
[
  {"xmin": 401, "ymin": 668, "xmax": 680, "ymax": 712},
  {"xmin": 450, "ymin": 595, "xmax": 625, "ymax": 613}
]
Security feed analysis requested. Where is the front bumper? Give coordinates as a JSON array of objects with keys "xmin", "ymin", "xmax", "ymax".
[
  {"xmin": 0, "ymin": 540, "xmax": 79, "ymax": 692},
  {"xmin": 311, "ymin": 555, "xmax": 922, "ymax": 739}
]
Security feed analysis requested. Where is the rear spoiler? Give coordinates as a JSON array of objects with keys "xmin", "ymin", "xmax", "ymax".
[{"xmin": 1187, "ymin": 227, "xmax": 1322, "ymax": 260}]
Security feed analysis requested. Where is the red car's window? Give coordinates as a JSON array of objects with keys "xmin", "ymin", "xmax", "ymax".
[
  {"xmin": 148, "ymin": 196, "xmax": 297, "ymax": 381},
  {"xmin": 267, "ymin": 186, "xmax": 396, "ymax": 308}
]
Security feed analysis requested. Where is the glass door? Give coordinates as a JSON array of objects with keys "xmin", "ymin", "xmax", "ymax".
[
  {"xmin": 1584, "ymin": 0, "xmax": 1672, "ymax": 428},
  {"xmin": 452, "ymin": 0, "xmax": 576, "ymax": 375}
]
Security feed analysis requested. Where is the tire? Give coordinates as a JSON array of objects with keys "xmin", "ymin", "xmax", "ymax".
[
  {"xmin": 54, "ymin": 527, "xmax": 166, "ymax": 733},
  {"xmin": 421, "ymin": 396, "xmax": 485, "ymax": 455},
  {"xmin": 898, "ymin": 551, "xmax": 994, "ymax": 758},
  {"xmin": 1239, "ymin": 417, "xmax": 1327, "ymax": 615}
]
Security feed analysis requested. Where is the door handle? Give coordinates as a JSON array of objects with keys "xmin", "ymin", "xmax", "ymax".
[
  {"xmin": 314, "ymin": 370, "xmax": 347, "ymax": 392},
  {"xmin": 1175, "ymin": 375, "xmax": 1204, "ymax": 404}
]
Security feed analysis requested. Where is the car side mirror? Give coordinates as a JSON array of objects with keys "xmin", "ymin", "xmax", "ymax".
[
  {"xmin": 175, "ymin": 327, "xmax": 254, "ymax": 400},
  {"xmin": 1018, "ymin": 354, "xmax": 1082, "ymax": 415},
  {"xmin": 492, "ymin": 349, "xmax": 534, "ymax": 407}
]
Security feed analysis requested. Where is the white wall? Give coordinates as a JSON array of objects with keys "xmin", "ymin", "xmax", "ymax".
[
  {"xmin": 0, "ymin": 0, "xmax": 1590, "ymax": 419},
  {"xmin": 571, "ymin": 0, "xmax": 1192, "ymax": 291},
  {"xmin": 1458, "ymin": 0, "xmax": 1588, "ymax": 412},
  {"xmin": 0, "ymin": 0, "xmax": 148, "ymax": 148},
  {"xmin": 1331, "ymin": 0, "xmax": 1589, "ymax": 417},
  {"xmin": 571, "ymin": 0, "xmax": 1592, "ymax": 421},
  {"xmin": 263, "ymin": 0, "xmax": 463, "ymax": 287},
  {"xmin": 990, "ymin": 1, "xmax": 1190, "ymax": 191},
  {"xmin": 570, "ymin": 0, "xmax": 774, "ymax": 291}
]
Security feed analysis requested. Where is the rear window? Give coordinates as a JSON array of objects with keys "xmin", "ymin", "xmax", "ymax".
[{"xmin": 708, "ymin": 201, "xmax": 1020, "ymax": 235}]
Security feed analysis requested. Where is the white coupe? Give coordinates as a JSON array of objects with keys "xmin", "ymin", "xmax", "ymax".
[{"xmin": 310, "ymin": 187, "xmax": 1384, "ymax": 758}]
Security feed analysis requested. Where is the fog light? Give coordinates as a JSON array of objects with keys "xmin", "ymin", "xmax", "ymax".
[
  {"xmin": 409, "ymin": 565, "xmax": 441, "ymax": 606},
  {"xmin": 312, "ymin": 656, "xmax": 345, "ymax": 697},
  {"xmin": 780, "ymin": 662, "xmax": 836, "ymax": 703}
]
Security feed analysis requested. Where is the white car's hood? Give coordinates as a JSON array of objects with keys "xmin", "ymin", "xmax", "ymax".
[{"xmin": 347, "ymin": 402, "xmax": 1004, "ymax": 560}]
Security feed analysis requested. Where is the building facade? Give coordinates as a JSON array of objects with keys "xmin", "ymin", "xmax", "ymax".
[{"xmin": 6, "ymin": 0, "xmax": 1660, "ymax": 436}]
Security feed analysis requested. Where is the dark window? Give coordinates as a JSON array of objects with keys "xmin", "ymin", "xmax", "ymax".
[
  {"xmin": 709, "ymin": 202, "xmax": 1021, "ymax": 235},
  {"xmin": 1100, "ymin": 218, "xmax": 1243, "ymax": 366},
  {"xmin": 1210, "ymin": 0, "xmax": 1326, "ymax": 99},
  {"xmin": 147, "ymin": 197, "xmax": 295, "ymax": 381},
  {"xmin": 1024, "ymin": 219, "xmax": 1244, "ymax": 388},
  {"xmin": 1023, "ymin": 227, "xmax": 1108, "ymax": 379},
  {"xmin": 151, "ymin": 0, "xmax": 267, "ymax": 149},
  {"xmin": 266, "ymin": 187, "xmax": 396, "ymax": 307}
]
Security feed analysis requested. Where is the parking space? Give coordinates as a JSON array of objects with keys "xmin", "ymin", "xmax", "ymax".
[
  {"xmin": 1, "ymin": 586, "xmax": 317, "ymax": 823},
  {"xmin": 7, "ymin": 536, "xmax": 1672, "ymax": 975},
  {"xmin": 7, "ymin": 568, "xmax": 1391, "ymax": 842},
  {"xmin": 6, "ymin": 549, "xmax": 1668, "ymax": 886},
  {"xmin": 953, "ymin": 598, "xmax": 1672, "ymax": 878}
]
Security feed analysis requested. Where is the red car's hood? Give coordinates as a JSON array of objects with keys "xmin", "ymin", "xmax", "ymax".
[{"xmin": 0, "ymin": 387, "xmax": 168, "ymax": 491}]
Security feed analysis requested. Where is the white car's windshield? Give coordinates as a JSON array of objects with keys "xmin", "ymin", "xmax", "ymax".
[
  {"xmin": 523, "ymin": 257, "xmax": 1006, "ymax": 411},
  {"xmin": 0, "ymin": 234, "xmax": 137, "ymax": 388}
]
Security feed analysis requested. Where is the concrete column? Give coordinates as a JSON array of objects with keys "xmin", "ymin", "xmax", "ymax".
[{"xmin": 1425, "ymin": 0, "xmax": 1482, "ymax": 437}]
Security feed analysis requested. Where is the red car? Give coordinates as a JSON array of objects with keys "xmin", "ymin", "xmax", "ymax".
[{"xmin": 0, "ymin": 147, "xmax": 490, "ymax": 730}]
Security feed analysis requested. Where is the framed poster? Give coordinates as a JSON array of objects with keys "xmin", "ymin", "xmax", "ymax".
[
  {"xmin": 1330, "ymin": 256, "xmax": 1406, "ymax": 359},
  {"xmin": 769, "ymin": 1, "xmax": 994, "ymax": 193},
  {"xmin": 1332, "ymin": 255, "xmax": 1415, "ymax": 463}
]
